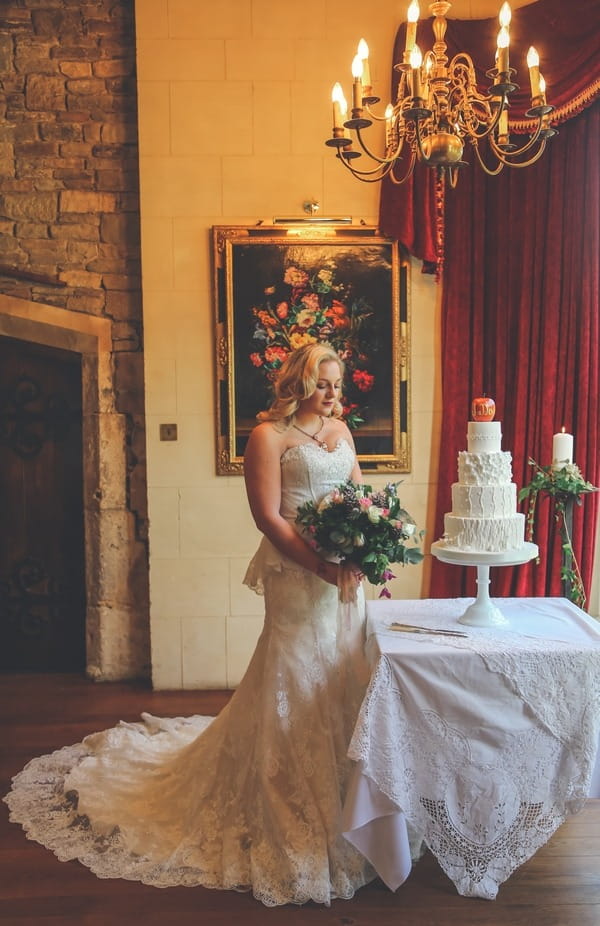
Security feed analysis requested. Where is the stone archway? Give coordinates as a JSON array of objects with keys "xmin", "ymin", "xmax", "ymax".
[{"xmin": 0, "ymin": 294, "xmax": 150, "ymax": 679}]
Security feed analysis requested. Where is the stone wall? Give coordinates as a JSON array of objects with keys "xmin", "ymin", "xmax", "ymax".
[{"xmin": 0, "ymin": 1, "xmax": 149, "ymax": 679}]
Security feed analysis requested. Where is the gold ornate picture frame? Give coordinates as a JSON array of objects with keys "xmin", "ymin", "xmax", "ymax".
[{"xmin": 213, "ymin": 224, "xmax": 410, "ymax": 475}]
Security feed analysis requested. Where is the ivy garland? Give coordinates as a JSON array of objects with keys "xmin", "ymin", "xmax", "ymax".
[{"xmin": 518, "ymin": 459, "xmax": 598, "ymax": 609}]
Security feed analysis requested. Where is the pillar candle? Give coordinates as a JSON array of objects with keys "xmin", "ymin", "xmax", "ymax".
[{"xmin": 552, "ymin": 429, "xmax": 573, "ymax": 466}]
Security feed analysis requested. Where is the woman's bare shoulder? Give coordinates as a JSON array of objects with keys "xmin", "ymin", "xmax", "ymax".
[
  {"xmin": 245, "ymin": 420, "xmax": 287, "ymax": 454},
  {"xmin": 327, "ymin": 416, "xmax": 354, "ymax": 441}
]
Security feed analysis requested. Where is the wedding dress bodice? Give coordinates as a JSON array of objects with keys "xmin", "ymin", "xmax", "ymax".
[
  {"xmin": 244, "ymin": 438, "xmax": 355, "ymax": 594},
  {"xmin": 278, "ymin": 438, "xmax": 355, "ymax": 519}
]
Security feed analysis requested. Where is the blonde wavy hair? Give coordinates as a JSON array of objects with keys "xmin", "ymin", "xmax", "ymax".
[{"xmin": 257, "ymin": 342, "xmax": 345, "ymax": 427}]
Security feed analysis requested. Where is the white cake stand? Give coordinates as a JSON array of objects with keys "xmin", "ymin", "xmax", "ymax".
[{"xmin": 430, "ymin": 541, "xmax": 539, "ymax": 628}]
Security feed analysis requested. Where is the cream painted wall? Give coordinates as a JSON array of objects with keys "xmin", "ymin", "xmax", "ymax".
[
  {"xmin": 134, "ymin": 0, "xmax": 597, "ymax": 689},
  {"xmin": 134, "ymin": 0, "xmax": 441, "ymax": 688}
]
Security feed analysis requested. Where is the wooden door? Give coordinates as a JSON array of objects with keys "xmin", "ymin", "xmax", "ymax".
[{"xmin": 0, "ymin": 336, "xmax": 86, "ymax": 671}]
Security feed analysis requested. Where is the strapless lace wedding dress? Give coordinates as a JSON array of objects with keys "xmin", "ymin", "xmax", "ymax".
[{"xmin": 4, "ymin": 439, "xmax": 374, "ymax": 907}]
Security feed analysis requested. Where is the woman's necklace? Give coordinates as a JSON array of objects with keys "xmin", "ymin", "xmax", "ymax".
[{"xmin": 293, "ymin": 415, "xmax": 328, "ymax": 449}]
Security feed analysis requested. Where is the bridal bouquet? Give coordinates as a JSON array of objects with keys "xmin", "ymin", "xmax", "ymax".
[{"xmin": 296, "ymin": 480, "xmax": 423, "ymax": 597}]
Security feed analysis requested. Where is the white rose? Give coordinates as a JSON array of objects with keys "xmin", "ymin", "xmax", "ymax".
[{"xmin": 317, "ymin": 492, "xmax": 333, "ymax": 512}]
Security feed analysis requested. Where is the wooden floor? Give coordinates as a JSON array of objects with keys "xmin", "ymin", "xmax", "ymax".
[{"xmin": 1, "ymin": 674, "xmax": 599, "ymax": 926}]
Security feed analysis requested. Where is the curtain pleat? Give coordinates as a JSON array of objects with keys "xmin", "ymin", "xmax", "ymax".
[{"xmin": 377, "ymin": 0, "xmax": 600, "ymax": 606}]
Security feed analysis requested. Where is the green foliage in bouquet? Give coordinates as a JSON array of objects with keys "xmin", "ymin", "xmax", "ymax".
[
  {"xmin": 519, "ymin": 459, "xmax": 598, "ymax": 608},
  {"xmin": 296, "ymin": 480, "xmax": 424, "ymax": 596}
]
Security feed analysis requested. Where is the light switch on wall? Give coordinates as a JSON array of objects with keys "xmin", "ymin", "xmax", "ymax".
[{"xmin": 159, "ymin": 423, "xmax": 178, "ymax": 441}]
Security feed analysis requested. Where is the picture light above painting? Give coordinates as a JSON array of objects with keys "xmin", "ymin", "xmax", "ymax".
[{"xmin": 212, "ymin": 224, "xmax": 410, "ymax": 475}]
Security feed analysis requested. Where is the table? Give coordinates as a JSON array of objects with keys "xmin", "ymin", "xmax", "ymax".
[{"xmin": 342, "ymin": 597, "xmax": 600, "ymax": 900}]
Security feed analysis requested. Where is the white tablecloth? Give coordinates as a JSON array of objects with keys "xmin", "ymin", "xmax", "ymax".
[{"xmin": 342, "ymin": 597, "xmax": 600, "ymax": 899}]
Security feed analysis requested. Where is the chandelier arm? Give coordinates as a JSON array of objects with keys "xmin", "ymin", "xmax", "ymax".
[
  {"xmin": 386, "ymin": 132, "xmax": 411, "ymax": 163},
  {"xmin": 336, "ymin": 153, "xmax": 396, "ymax": 182},
  {"xmin": 413, "ymin": 117, "xmax": 430, "ymax": 165},
  {"xmin": 450, "ymin": 52, "xmax": 477, "ymax": 74},
  {"xmin": 458, "ymin": 96, "xmax": 506, "ymax": 142},
  {"xmin": 447, "ymin": 57, "xmax": 492, "ymax": 107},
  {"xmin": 387, "ymin": 149, "xmax": 417, "ymax": 185},
  {"xmin": 472, "ymin": 133, "xmax": 548, "ymax": 173},
  {"xmin": 363, "ymin": 104, "xmax": 394, "ymax": 123},
  {"xmin": 489, "ymin": 120, "xmax": 545, "ymax": 158},
  {"xmin": 447, "ymin": 166, "xmax": 460, "ymax": 189},
  {"xmin": 472, "ymin": 142, "xmax": 506, "ymax": 176},
  {"xmin": 354, "ymin": 125, "xmax": 407, "ymax": 165},
  {"xmin": 491, "ymin": 138, "xmax": 548, "ymax": 169}
]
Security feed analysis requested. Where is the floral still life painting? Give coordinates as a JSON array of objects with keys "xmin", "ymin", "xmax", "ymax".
[
  {"xmin": 213, "ymin": 227, "xmax": 409, "ymax": 474},
  {"xmin": 249, "ymin": 263, "xmax": 376, "ymax": 430}
]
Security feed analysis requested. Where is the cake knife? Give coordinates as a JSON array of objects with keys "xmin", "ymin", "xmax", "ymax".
[{"xmin": 388, "ymin": 622, "xmax": 469, "ymax": 638}]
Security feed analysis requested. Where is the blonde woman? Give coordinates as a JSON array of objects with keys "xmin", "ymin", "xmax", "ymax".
[
  {"xmin": 244, "ymin": 341, "xmax": 363, "ymax": 592},
  {"xmin": 5, "ymin": 343, "xmax": 373, "ymax": 907}
]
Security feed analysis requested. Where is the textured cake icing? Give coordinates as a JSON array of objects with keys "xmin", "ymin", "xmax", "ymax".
[
  {"xmin": 451, "ymin": 483, "xmax": 516, "ymax": 517},
  {"xmin": 457, "ymin": 452, "xmax": 513, "ymax": 486},
  {"xmin": 441, "ymin": 420, "xmax": 525, "ymax": 552}
]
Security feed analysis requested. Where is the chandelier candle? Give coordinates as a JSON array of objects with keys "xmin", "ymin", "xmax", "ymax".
[
  {"xmin": 331, "ymin": 82, "xmax": 344, "ymax": 131},
  {"xmin": 527, "ymin": 46, "xmax": 541, "ymax": 100},
  {"xmin": 357, "ymin": 39, "xmax": 371, "ymax": 91},
  {"xmin": 351, "ymin": 54, "xmax": 363, "ymax": 113},
  {"xmin": 497, "ymin": 106, "xmax": 509, "ymax": 142},
  {"xmin": 410, "ymin": 46, "xmax": 423, "ymax": 99},
  {"xmin": 496, "ymin": 2, "xmax": 511, "ymax": 76},
  {"xmin": 404, "ymin": 0, "xmax": 420, "ymax": 57}
]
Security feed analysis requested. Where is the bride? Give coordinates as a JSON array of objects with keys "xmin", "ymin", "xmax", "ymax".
[{"xmin": 4, "ymin": 342, "xmax": 375, "ymax": 907}]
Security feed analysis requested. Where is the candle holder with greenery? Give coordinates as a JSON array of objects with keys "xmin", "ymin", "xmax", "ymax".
[{"xmin": 519, "ymin": 460, "xmax": 598, "ymax": 608}]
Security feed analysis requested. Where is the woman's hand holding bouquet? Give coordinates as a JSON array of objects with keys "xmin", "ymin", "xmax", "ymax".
[{"xmin": 297, "ymin": 480, "xmax": 423, "ymax": 599}]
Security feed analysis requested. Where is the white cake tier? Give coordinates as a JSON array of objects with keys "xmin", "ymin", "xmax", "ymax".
[
  {"xmin": 467, "ymin": 420, "xmax": 502, "ymax": 453},
  {"xmin": 458, "ymin": 450, "xmax": 513, "ymax": 486},
  {"xmin": 451, "ymin": 482, "xmax": 517, "ymax": 518},
  {"xmin": 443, "ymin": 512, "xmax": 525, "ymax": 553}
]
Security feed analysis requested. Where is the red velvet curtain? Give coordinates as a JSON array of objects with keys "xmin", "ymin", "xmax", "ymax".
[
  {"xmin": 433, "ymin": 101, "xmax": 599, "ymax": 601},
  {"xmin": 379, "ymin": 0, "xmax": 600, "ymax": 605}
]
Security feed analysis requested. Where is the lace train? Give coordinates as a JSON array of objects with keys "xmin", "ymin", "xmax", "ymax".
[
  {"xmin": 5, "ymin": 438, "xmax": 374, "ymax": 906},
  {"xmin": 5, "ymin": 570, "xmax": 374, "ymax": 907}
]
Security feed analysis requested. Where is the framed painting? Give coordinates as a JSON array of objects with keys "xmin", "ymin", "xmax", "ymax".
[{"xmin": 212, "ymin": 224, "xmax": 410, "ymax": 475}]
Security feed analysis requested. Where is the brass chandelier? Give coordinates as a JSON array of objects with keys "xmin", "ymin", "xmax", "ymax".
[{"xmin": 326, "ymin": 1, "xmax": 556, "ymax": 187}]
